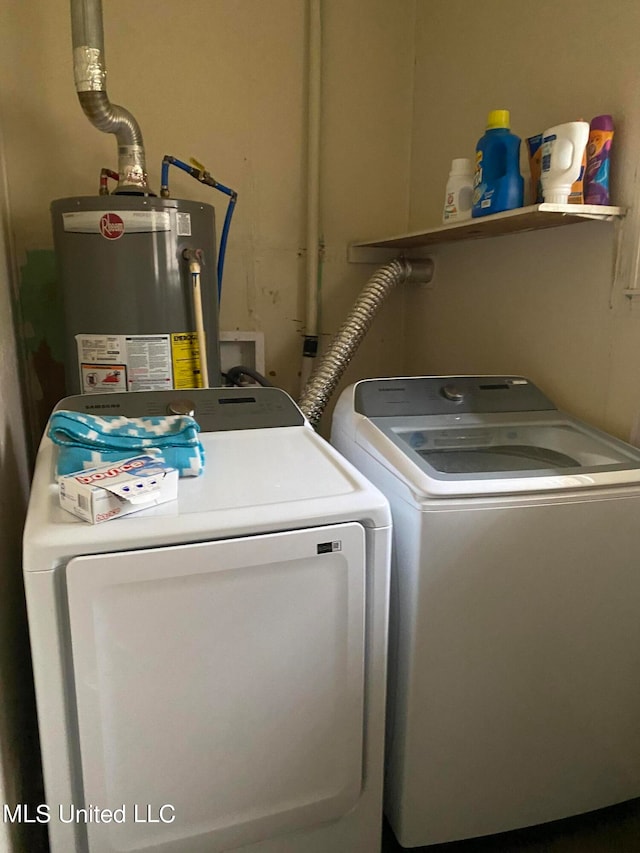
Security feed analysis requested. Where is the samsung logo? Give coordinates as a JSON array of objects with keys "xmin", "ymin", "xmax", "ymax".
[{"xmin": 85, "ymin": 403, "xmax": 121, "ymax": 410}]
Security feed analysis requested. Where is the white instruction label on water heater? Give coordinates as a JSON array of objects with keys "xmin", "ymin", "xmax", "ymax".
[
  {"xmin": 77, "ymin": 334, "xmax": 173, "ymax": 393},
  {"xmin": 176, "ymin": 212, "xmax": 192, "ymax": 236}
]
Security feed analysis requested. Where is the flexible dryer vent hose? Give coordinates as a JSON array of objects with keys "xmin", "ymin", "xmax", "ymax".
[{"xmin": 299, "ymin": 257, "xmax": 432, "ymax": 426}]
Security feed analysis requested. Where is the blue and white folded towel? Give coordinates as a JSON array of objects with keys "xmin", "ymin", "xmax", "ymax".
[{"xmin": 48, "ymin": 410, "xmax": 205, "ymax": 477}]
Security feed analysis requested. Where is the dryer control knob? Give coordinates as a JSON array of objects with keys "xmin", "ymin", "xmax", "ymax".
[
  {"xmin": 442, "ymin": 384, "xmax": 464, "ymax": 402},
  {"xmin": 167, "ymin": 398, "xmax": 196, "ymax": 417}
]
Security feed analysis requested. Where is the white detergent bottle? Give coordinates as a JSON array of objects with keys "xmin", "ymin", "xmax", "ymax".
[
  {"xmin": 541, "ymin": 121, "xmax": 589, "ymax": 204},
  {"xmin": 443, "ymin": 158, "xmax": 474, "ymax": 223}
]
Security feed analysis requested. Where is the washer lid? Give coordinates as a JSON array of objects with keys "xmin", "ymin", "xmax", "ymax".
[
  {"xmin": 345, "ymin": 376, "xmax": 640, "ymax": 497},
  {"xmin": 360, "ymin": 412, "xmax": 640, "ymax": 497}
]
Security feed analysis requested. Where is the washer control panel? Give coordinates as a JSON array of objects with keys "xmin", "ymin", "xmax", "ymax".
[{"xmin": 354, "ymin": 376, "xmax": 557, "ymax": 417}]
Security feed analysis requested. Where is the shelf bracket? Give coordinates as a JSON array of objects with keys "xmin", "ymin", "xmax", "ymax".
[{"xmin": 348, "ymin": 243, "xmax": 433, "ymax": 263}]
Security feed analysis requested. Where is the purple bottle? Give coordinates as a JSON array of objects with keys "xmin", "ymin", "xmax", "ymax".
[{"xmin": 584, "ymin": 115, "xmax": 614, "ymax": 205}]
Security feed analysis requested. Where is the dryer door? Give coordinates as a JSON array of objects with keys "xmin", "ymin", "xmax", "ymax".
[{"xmin": 65, "ymin": 522, "xmax": 366, "ymax": 853}]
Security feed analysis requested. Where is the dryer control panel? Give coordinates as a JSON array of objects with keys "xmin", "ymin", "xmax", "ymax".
[{"xmin": 54, "ymin": 387, "xmax": 306, "ymax": 432}]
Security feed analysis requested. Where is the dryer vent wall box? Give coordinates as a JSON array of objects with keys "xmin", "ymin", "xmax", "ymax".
[
  {"xmin": 23, "ymin": 386, "xmax": 392, "ymax": 853},
  {"xmin": 332, "ymin": 375, "xmax": 640, "ymax": 848},
  {"xmin": 220, "ymin": 331, "xmax": 265, "ymax": 376}
]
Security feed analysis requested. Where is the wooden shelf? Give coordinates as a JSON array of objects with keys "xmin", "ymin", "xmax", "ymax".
[{"xmin": 349, "ymin": 203, "xmax": 624, "ymax": 260}]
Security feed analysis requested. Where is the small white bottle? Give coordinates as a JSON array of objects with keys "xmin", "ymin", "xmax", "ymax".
[
  {"xmin": 443, "ymin": 158, "xmax": 474, "ymax": 223},
  {"xmin": 541, "ymin": 121, "xmax": 589, "ymax": 204}
]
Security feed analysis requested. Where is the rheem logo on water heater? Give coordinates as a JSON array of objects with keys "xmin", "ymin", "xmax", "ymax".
[{"xmin": 99, "ymin": 212, "xmax": 125, "ymax": 239}]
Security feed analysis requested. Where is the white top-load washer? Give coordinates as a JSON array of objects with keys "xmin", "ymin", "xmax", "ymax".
[
  {"xmin": 332, "ymin": 375, "xmax": 640, "ymax": 848},
  {"xmin": 23, "ymin": 386, "xmax": 391, "ymax": 853}
]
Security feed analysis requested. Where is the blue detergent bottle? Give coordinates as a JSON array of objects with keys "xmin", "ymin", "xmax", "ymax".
[{"xmin": 472, "ymin": 110, "xmax": 524, "ymax": 217}]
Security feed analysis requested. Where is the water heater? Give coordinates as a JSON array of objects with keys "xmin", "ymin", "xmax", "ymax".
[{"xmin": 51, "ymin": 195, "xmax": 222, "ymax": 395}]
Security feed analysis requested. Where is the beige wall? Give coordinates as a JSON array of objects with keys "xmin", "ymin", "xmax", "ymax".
[
  {"xmin": 408, "ymin": 0, "xmax": 640, "ymax": 439},
  {"xmin": 0, "ymin": 0, "xmax": 416, "ymax": 432}
]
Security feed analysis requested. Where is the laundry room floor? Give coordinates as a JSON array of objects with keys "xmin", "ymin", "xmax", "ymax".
[{"xmin": 381, "ymin": 797, "xmax": 640, "ymax": 852}]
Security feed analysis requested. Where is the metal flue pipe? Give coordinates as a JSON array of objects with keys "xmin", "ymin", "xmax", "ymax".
[{"xmin": 70, "ymin": 0, "xmax": 149, "ymax": 193}]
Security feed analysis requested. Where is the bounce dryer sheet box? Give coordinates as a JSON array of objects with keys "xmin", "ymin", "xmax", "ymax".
[{"xmin": 58, "ymin": 455, "xmax": 178, "ymax": 524}]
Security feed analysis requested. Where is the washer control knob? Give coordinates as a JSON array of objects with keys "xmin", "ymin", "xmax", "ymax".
[
  {"xmin": 441, "ymin": 384, "xmax": 464, "ymax": 403},
  {"xmin": 167, "ymin": 398, "xmax": 196, "ymax": 417}
]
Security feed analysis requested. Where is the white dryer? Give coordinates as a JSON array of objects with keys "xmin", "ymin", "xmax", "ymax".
[
  {"xmin": 23, "ymin": 387, "xmax": 391, "ymax": 853},
  {"xmin": 332, "ymin": 375, "xmax": 640, "ymax": 848}
]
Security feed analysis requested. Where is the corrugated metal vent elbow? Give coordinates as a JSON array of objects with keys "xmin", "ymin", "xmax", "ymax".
[{"xmin": 70, "ymin": 0, "xmax": 149, "ymax": 193}]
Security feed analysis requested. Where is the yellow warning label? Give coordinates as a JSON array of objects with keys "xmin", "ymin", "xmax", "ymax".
[{"xmin": 171, "ymin": 332, "xmax": 204, "ymax": 389}]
